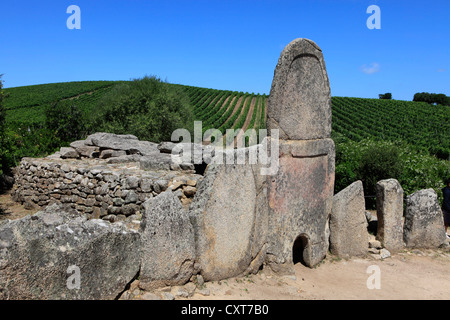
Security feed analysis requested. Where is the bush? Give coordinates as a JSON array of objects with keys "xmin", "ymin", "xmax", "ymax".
[
  {"xmin": 3, "ymin": 125, "xmax": 56, "ymax": 168},
  {"xmin": 90, "ymin": 76, "xmax": 193, "ymax": 142},
  {"xmin": 334, "ymin": 137, "xmax": 360, "ymax": 194},
  {"xmin": 0, "ymin": 75, "xmax": 9, "ymax": 174},
  {"xmin": 44, "ymin": 100, "xmax": 85, "ymax": 148},
  {"xmin": 357, "ymin": 143, "xmax": 402, "ymax": 207},
  {"xmin": 413, "ymin": 92, "xmax": 450, "ymax": 106},
  {"xmin": 334, "ymin": 138, "xmax": 450, "ymax": 207},
  {"xmin": 335, "ymin": 138, "xmax": 402, "ymax": 199},
  {"xmin": 379, "ymin": 93, "xmax": 392, "ymax": 100}
]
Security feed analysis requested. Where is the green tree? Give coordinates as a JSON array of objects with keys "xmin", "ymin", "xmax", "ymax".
[
  {"xmin": 44, "ymin": 100, "xmax": 85, "ymax": 147},
  {"xmin": 379, "ymin": 93, "xmax": 392, "ymax": 100},
  {"xmin": 357, "ymin": 143, "xmax": 403, "ymax": 207},
  {"xmin": 413, "ymin": 92, "xmax": 450, "ymax": 106},
  {"xmin": 435, "ymin": 94, "xmax": 448, "ymax": 106},
  {"xmin": 0, "ymin": 74, "xmax": 7, "ymax": 174},
  {"xmin": 91, "ymin": 76, "xmax": 193, "ymax": 142}
]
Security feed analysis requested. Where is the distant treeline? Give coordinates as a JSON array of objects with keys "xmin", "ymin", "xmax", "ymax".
[{"xmin": 413, "ymin": 92, "xmax": 450, "ymax": 106}]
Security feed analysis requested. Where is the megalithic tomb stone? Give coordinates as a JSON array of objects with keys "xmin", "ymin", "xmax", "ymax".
[{"xmin": 265, "ymin": 38, "xmax": 335, "ymax": 274}]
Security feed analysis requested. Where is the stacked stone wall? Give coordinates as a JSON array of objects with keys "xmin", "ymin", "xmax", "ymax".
[{"xmin": 12, "ymin": 157, "xmax": 202, "ymax": 223}]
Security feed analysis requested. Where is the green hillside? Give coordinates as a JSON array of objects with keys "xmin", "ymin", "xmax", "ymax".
[
  {"xmin": 2, "ymin": 80, "xmax": 449, "ymax": 198},
  {"xmin": 332, "ymin": 96, "xmax": 450, "ymax": 160},
  {"xmin": 5, "ymin": 81, "xmax": 120, "ymax": 125},
  {"xmin": 5, "ymin": 81, "xmax": 449, "ymax": 158}
]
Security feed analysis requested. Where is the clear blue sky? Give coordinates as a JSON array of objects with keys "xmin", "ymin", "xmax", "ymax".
[{"xmin": 1, "ymin": 0, "xmax": 449, "ymax": 100}]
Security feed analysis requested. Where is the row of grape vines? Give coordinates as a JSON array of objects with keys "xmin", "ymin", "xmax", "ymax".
[
  {"xmin": 4, "ymin": 81, "xmax": 119, "ymax": 110},
  {"xmin": 5, "ymin": 85, "xmax": 116, "ymax": 126},
  {"xmin": 331, "ymin": 96, "xmax": 450, "ymax": 158},
  {"xmin": 181, "ymin": 86, "xmax": 267, "ymax": 139}
]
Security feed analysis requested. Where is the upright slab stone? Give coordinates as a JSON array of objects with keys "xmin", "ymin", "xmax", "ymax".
[
  {"xmin": 189, "ymin": 156, "xmax": 268, "ymax": 281},
  {"xmin": 376, "ymin": 179, "xmax": 404, "ymax": 251},
  {"xmin": 265, "ymin": 38, "xmax": 335, "ymax": 274},
  {"xmin": 330, "ymin": 181, "xmax": 369, "ymax": 258},
  {"xmin": 0, "ymin": 204, "xmax": 141, "ymax": 300},
  {"xmin": 139, "ymin": 191, "xmax": 196, "ymax": 289},
  {"xmin": 267, "ymin": 38, "xmax": 332, "ymax": 140},
  {"xmin": 404, "ymin": 189, "xmax": 446, "ymax": 248}
]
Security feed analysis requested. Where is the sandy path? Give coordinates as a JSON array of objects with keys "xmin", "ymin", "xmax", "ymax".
[
  {"xmin": 0, "ymin": 190, "xmax": 39, "ymax": 221},
  {"xmin": 184, "ymin": 248, "xmax": 450, "ymax": 300}
]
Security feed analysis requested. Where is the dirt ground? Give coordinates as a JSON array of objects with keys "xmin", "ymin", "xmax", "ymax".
[
  {"xmin": 181, "ymin": 248, "xmax": 449, "ymax": 300},
  {"xmin": 0, "ymin": 189, "xmax": 39, "ymax": 221},
  {"xmin": 2, "ymin": 190, "xmax": 449, "ymax": 300}
]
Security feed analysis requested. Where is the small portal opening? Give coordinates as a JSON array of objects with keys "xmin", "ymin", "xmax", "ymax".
[
  {"xmin": 292, "ymin": 234, "xmax": 308, "ymax": 266},
  {"xmin": 194, "ymin": 162, "xmax": 208, "ymax": 175}
]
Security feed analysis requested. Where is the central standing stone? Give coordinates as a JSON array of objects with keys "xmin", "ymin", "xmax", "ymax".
[
  {"xmin": 267, "ymin": 39, "xmax": 332, "ymax": 140},
  {"xmin": 265, "ymin": 38, "xmax": 335, "ymax": 274}
]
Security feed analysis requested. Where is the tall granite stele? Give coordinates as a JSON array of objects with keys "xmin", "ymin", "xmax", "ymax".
[{"xmin": 265, "ymin": 38, "xmax": 335, "ymax": 274}]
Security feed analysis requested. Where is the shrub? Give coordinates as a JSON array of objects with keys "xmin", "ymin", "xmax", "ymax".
[
  {"xmin": 0, "ymin": 75, "xmax": 6, "ymax": 174},
  {"xmin": 0, "ymin": 75, "xmax": 15, "ymax": 176},
  {"xmin": 334, "ymin": 138, "xmax": 450, "ymax": 207},
  {"xmin": 413, "ymin": 92, "xmax": 450, "ymax": 106},
  {"xmin": 379, "ymin": 93, "xmax": 392, "ymax": 100},
  {"xmin": 334, "ymin": 137, "xmax": 360, "ymax": 194},
  {"xmin": 44, "ymin": 100, "xmax": 85, "ymax": 148},
  {"xmin": 90, "ymin": 76, "xmax": 193, "ymax": 142},
  {"xmin": 357, "ymin": 143, "xmax": 402, "ymax": 207}
]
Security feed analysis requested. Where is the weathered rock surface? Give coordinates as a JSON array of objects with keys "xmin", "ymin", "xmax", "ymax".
[
  {"xmin": 139, "ymin": 153, "xmax": 175, "ymax": 171},
  {"xmin": 106, "ymin": 154, "xmax": 141, "ymax": 164},
  {"xmin": 157, "ymin": 141, "xmax": 177, "ymax": 154},
  {"xmin": 70, "ymin": 140, "xmax": 99, "ymax": 158},
  {"xmin": 60, "ymin": 147, "xmax": 80, "ymax": 159},
  {"xmin": 267, "ymin": 38, "xmax": 332, "ymax": 140},
  {"xmin": 0, "ymin": 204, "xmax": 141, "ymax": 300},
  {"xmin": 99, "ymin": 149, "xmax": 126, "ymax": 159},
  {"xmin": 265, "ymin": 139, "xmax": 335, "ymax": 273},
  {"xmin": 330, "ymin": 181, "xmax": 368, "ymax": 258},
  {"xmin": 379, "ymin": 248, "xmax": 391, "ymax": 259},
  {"xmin": 139, "ymin": 191, "xmax": 196, "ymax": 289},
  {"xmin": 404, "ymin": 189, "xmax": 446, "ymax": 248},
  {"xmin": 264, "ymin": 38, "xmax": 335, "ymax": 274},
  {"xmin": 189, "ymin": 160, "xmax": 267, "ymax": 281},
  {"xmin": 376, "ymin": 179, "xmax": 404, "ymax": 252},
  {"xmin": 87, "ymin": 133, "xmax": 159, "ymax": 156}
]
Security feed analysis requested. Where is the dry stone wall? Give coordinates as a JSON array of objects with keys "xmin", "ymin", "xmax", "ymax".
[{"xmin": 12, "ymin": 155, "xmax": 202, "ymax": 223}]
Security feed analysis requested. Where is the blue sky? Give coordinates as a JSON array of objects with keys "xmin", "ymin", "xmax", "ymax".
[{"xmin": 1, "ymin": 0, "xmax": 449, "ymax": 100}]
